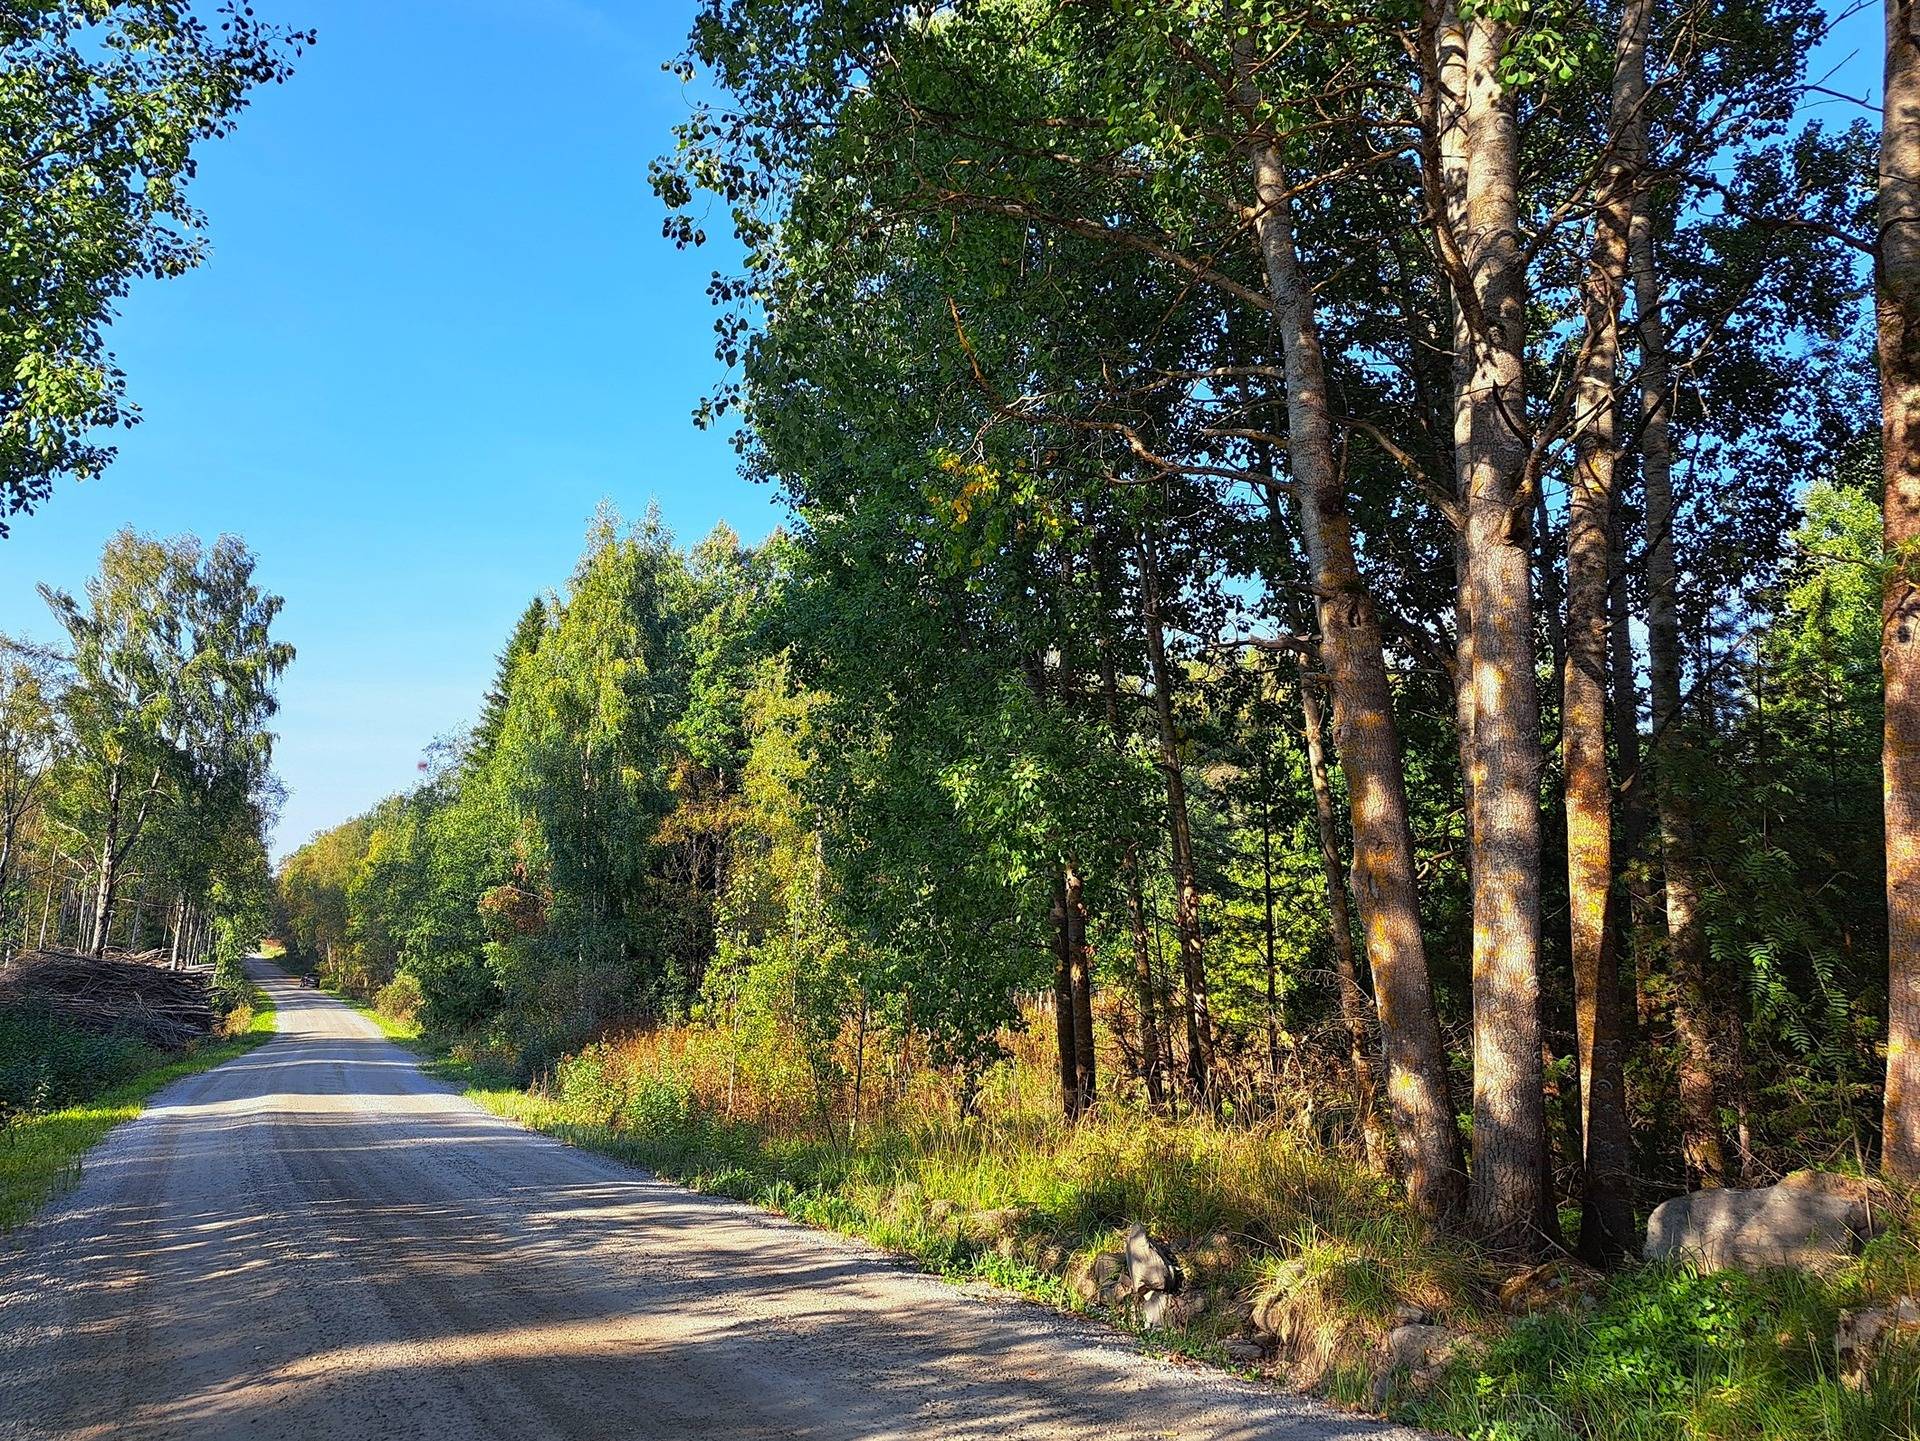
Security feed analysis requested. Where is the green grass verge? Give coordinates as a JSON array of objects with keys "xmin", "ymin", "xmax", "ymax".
[{"xmin": 0, "ymin": 986, "xmax": 277, "ymax": 1232}]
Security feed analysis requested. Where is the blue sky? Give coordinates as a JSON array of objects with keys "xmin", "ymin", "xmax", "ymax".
[
  {"xmin": 0, "ymin": 0, "xmax": 774, "ymax": 858},
  {"xmin": 0, "ymin": 1, "xmax": 1887, "ymax": 861}
]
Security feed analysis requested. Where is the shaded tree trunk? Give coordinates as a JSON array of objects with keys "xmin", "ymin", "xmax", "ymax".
[
  {"xmin": 1137, "ymin": 527, "xmax": 1215, "ymax": 1102},
  {"xmin": 1066, "ymin": 861, "xmax": 1096, "ymax": 1112},
  {"xmin": 1562, "ymin": 0, "xmax": 1649, "ymax": 1264},
  {"xmin": 1235, "ymin": 38, "xmax": 1466, "ymax": 1223},
  {"xmin": 1883, "ymin": 0, "xmax": 1920, "ymax": 1180},
  {"xmin": 1053, "ymin": 869, "xmax": 1079, "ymax": 1121},
  {"xmin": 1610, "ymin": 500, "xmax": 1656, "ymax": 1035},
  {"xmin": 1301, "ymin": 670, "xmax": 1388, "ymax": 1171},
  {"xmin": 1631, "ymin": 127, "xmax": 1729, "ymax": 1189}
]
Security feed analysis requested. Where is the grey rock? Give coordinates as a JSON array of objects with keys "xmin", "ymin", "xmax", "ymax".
[
  {"xmin": 1134, "ymin": 1287, "xmax": 1202, "ymax": 1330},
  {"xmin": 1136, "ymin": 1288, "xmax": 1172, "ymax": 1329},
  {"xmin": 1068, "ymin": 1250, "xmax": 1130, "ymax": 1306},
  {"xmin": 1220, "ymin": 1337, "xmax": 1266, "ymax": 1366},
  {"xmin": 1644, "ymin": 1170, "xmax": 1884, "ymax": 1274},
  {"xmin": 1836, "ymin": 1295, "xmax": 1920, "ymax": 1389},
  {"xmin": 1371, "ymin": 1324, "xmax": 1462, "ymax": 1405},
  {"xmin": 1125, "ymin": 1225, "xmax": 1181, "ymax": 1294}
]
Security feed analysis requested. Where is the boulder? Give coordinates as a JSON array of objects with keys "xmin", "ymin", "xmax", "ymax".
[
  {"xmin": 1220, "ymin": 1337, "xmax": 1267, "ymax": 1366},
  {"xmin": 1248, "ymin": 1257, "xmax": 1308, "ymax": 1338},
  {"xmin": 1135, "ymin": 1287, "xmax": 1203, "ymax": 1329},
  {"xmin": 1370, "ymin": 1324, "xmax": 1464, "ymax": 1405},
  {"xmin": 1069, "ymin": 1250, "xmax": 1131, "ymax": 1306},
  {"xmin": 1125, "ymin": 1225, "xmax": 1183, "ymax": 1294},
  {"xmin": 1643, "ymin": 1171, "xmax": 1885, "ymax": 1274},
  {"xmin": 1836, "ymin": 1296, "xmax": 1920, "ymax": 1389}
]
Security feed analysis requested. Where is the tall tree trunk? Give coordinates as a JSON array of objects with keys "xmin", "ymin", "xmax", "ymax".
[
  {"xmin": 1123, "ymin": 852, "xmax": 1166, "ymax": 1108},
  {"xmin": 36, "ymin": 860, "xmax": 57, "ymax": 950},
  {"xmin": 1452, "ymin": 12, "xmax": 1554, "ymax": 1252},
  {"xmin": 1096, "ymin": 602, "xmax": 1167, "ymax": 1108},
  {"xmin": 1441, "ymin": 13, "xmax": 1479, "ymax": 905},
  {"xmin": 1236, "ymin": 39, "xmax": 1466, "ymax": 1223},
  {"xmin": 1631, "ymin": 121, "xmax": 1729, "ymax": 1189},
  {"xmin": 88, "ymin": 767, "xmax": 123, "ymax": 957},
  {"xmin": 1258, "ymin": 743, "xmax": 1283, "ymax": 1091},
  {"xmin": 1610, "ymin": 500, "xmax": 1656, "ymax": 1034},
  {"xmin": 1052, "ymin": 869, "xmax": 1080, "ymax": 1121},
  {"xmin": 1066, "ymin": 861, "xmax": 1097, "ymax": 1111},
  {"xmin": 1301, "ymin": 670, "xmax": 1388, "ymax": 1170},
  {"xmin": 1138, "ymin": 528, "xmax": 1215, "ymax": 1102},
  {"xmin": 1562, "ymin": 0, "xmax": 1649, "ymax": 1264},
  {"xmin": 1883, "ymin": 0, "xmax": 1920, "ymax": 1180}
]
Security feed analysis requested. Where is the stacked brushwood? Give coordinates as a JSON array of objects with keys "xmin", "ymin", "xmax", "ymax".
[{"xmin": 0, "ymin": 948, "xmax": 214, "ymax": 1048}]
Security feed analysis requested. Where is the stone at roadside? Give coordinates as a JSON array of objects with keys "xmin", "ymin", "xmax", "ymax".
[
  {"xmin": 1249, "ymin": 1258, "xmax": 1307, "ymax": 1340},
  {"xmin": 1220, "ymin": 1337, "xmax": 1266, "ymax": 1366},
  {"xmin": 1070, "ymin": 1250, "xmax": 1131, "ymax": 1306},
  {"xmin": 1392, "ymin": 1303, "xmax": 1433, "ymax": 1327},
  {"xmin": 1643, "ymin": 1170, "xmax": 1886, "ymax": 1274},
  {"xmin": 1836, "ymin": 1296, "xmax": 1920, "ymax": 1389},
  {"xmin": 1370, "ymin": 1324, "xmax": 1463, "ymax": 1406},
  {"xmin": 1126, "ymin": 1225, "xmax": 1182, "ymax": 1294},
  {"xmin": 1135, "ymin": 1286, "xmax": 1204, "ymax": 1330}
]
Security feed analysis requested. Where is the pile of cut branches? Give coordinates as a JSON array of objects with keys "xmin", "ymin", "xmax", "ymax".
[{"xmin": 0, "ymin": 948, "xmax": 214, "ymax": 1048}]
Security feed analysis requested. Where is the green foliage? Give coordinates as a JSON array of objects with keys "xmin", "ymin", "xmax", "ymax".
[
  {"xmin": 0, "ymin": 1007, "xmax": 165, "ymax": 1119},
  {"xmin": 1412, "ymin": 1257, "xmax": 1919, "ymax": 1441},
  {"xmin": 0, "ymin": 3, "xmax": 312, "ymax": 531}
]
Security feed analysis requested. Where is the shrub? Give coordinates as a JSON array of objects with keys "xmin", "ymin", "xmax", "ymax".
[
  {"xmin": 0, "ymin": 1007, "xmax": 164, "ymax": 1120},
  {"xmin": 375, "ymin": 972, "xmax": 424, "ymax": 1029}
]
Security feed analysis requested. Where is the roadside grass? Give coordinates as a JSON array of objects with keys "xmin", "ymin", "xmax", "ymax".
[{"xmin": 0, "ymin": 986, "xmax": 277, "ymax": 1232}]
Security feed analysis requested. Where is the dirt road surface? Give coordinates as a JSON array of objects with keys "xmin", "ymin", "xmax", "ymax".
[{"xmin": 1, "ymin": 961, "xmax": 1428, "ymax": 1441}]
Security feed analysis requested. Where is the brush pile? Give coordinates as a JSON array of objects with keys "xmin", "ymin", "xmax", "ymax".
[{"xmin": 0, "ymin": 948, "xmax": 214, "ymax": 1048}]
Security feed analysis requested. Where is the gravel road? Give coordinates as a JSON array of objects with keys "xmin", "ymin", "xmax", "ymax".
[{"xmin": 0, "ymin": 960, "xmax": 1428, "ymax": 1441}]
